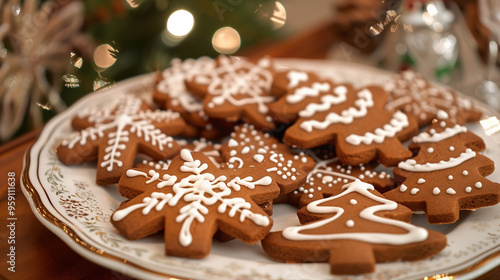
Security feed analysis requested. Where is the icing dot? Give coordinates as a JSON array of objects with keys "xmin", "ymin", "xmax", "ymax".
[
  {"xmin": 465, "ymin": 187, "xmax": 472, "ymax": 193},
  {"xmin": 400, "ymin": 184, "xmax": 407, "ymax": 192},
  {"xmin": 346, "ymin": 220, "xmax": 355, "ymax": 227},
  {"xmin": 308, "ymin": 194, "xmax": 313, "ymax": 198},
  {"xmin": 449, "ymin": 146, "xmax": 455, "ymax": 151},
  {"xmin": 350, "ymin": 199, "xmax": 357, "ymax": 205},
  {"xmin": 448, "ymin": 175, "xmax": 453, "ymax": 180},
  {"xmin": 433, "ymin": 187, "xmax": 440, "ymax": 195},
  {"xmin": 462, "ymin": 170, "xmax": 468, "ymax": 176},
  {"xmin": 446, "ymin": 188, "xmax": 456, "ymax": 195},
  {"xmin": 427, "ymin": 147, "xmax": 434, "ymax": 153},
  {"xmin": 475, "ymin": 182, "xmax": 482, "ymax": 188},
  {"xmin": 411, "ymin": 188, "xmax": 419, "ymax": 194},
  {"xmin": 309, "ymin": 188, "xmax": 314, "ymax": 193},
  {"xmin": 282, "ymin": 175, "xmax": 288, "ymax": 180},
  {"xmin": 359, "ymin": 174, "xmax": 365, "ymax": 180},
  {"xmin": 440, "ymin": 121, "xmax": 446, "ymax": 127},
  {"xmin": 293, "ymin": 191, "xmax": 298, "ymax": 195},
  {"xmin": 417, "ymin": 178, "xmax": 425, "ymax": 184},
  {"xmin": 291, "ymin": 176, "xmax": 296, "ymax": 180}
]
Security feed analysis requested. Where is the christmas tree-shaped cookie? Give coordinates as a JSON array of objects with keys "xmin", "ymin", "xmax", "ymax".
[
  {"xmin": 384, "ymin": 111, "xmax": 500, "ymax": 224},
  {"xmin": 57, "ymin": 96, "xmax": 185, "ymax": 185},
  {"xmin": 261, "ymin": 180, "xmax": 447, "ymax": 275},
  {"xmin": 281, "ymin": 84, "xmax": 418, "ymax": 166},
  {"xmin": 112, "ymin": 150, "xmax": 280, "ymax": 258}
]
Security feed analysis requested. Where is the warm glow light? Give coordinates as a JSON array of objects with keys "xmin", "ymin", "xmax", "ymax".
[
  {"xmin": 270, "ymin": 1, "xmax": 286, "ymax": 29},
  {"xmin": 212, "ymin": 27, "xmax": 241, "ymax": 54},
  {"xmin": 167, "ymin": 10, "xmax": 194, "ymax": 37},
  {"xmin": 93, "ymin": 44, "xmax": 117, "ymax": 69},
  {"xmin": 480, "ymin": 116, "xmax": 500, "ymax": 136}
]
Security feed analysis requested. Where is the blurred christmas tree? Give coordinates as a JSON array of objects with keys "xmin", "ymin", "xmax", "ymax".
[{"xmin": 1, "ymin": 0, "xmax": 284, "ymax": 141}]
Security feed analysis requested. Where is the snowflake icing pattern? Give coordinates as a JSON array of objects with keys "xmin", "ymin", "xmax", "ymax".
[
  {"xmin": 57, "ymin": 96, "xmax": 185, "ymax": 185},
  {"xmin": 112, "ymin": 149, "xmax": 279, "ymax": 257}
]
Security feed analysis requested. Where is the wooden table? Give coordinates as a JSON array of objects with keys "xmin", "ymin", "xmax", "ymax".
[{"xmin": 1, "ymin": 19, "xmax": 500, "ymax": 280}]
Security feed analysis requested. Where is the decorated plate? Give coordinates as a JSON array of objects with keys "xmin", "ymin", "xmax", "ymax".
[{"xmin": 21, "ymin": 59, "xmax": 500, "ymax": 280}]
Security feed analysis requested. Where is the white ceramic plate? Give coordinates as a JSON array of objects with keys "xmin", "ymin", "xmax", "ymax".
[{"xmin": 21, "ymin": 59, "xmax": 500, "ymax": 280}]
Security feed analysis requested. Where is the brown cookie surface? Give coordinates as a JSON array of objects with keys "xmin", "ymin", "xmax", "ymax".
[
  {"xmin": 220, "ymin": 123, "xmax": 316, "ymax": 194},
  {"xmin": 282, "ymin": 84, "xmax": 419, "ymax": 166},
  {"xmin": 384, "ymin": 111, "xmax": 500, "ymax": 224},
  {"xmin": 112, "ymin": 150, "xmax": 280, "ymax": 258},
  {"xmin": 185, "ymin": 56, "xmax": 277, "ymax": 130},
  {"xmin": 384, "ymin": 70, "xmax": 483, "ymax": 127},
  {"xmin": 57, "ymin": 95, "xmax": 185, "ymax": 185},
  {"xmin": 261, "ymin": 180, "xmax": 447, "ymax": 275}
]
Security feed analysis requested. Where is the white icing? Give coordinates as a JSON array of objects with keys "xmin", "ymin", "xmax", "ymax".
[
  {"xmin": 62, "ymin": 97, "xmax": 179, "ymax": 172},
  {"xmin": 282, "ymin": 180, "xmax": 429, "ymax": 245},
  {"xmin": 345, "ymin": 111, "xmax": 409, "ymax": 145},
  {"xmin": 157, "ymin": 57, "xmax": 214, "ymax": 112},
  {"xmin": 298, "ymin": 86, "xmax": 348, "ymax": 118},
  {"xmin": 446, "ymin": 188, "xmax": 456, "ymax": 195},
  {"xmin": 287, "ymin": 71, "xmax": 309, "ymax": 88},
  {"xmin": 411, "ymin": 188, "xmax": 419, "ymax": 194},
  {"xmin": 433, "ymin": 187, "xmax": 440, "ymax": 195},
  {"xmin": 417, "ymin": 178, "xmax": 426, "ymax": 184},
  {"xmin": 113, "ymin": 149, "xmax": 271, "ymax": 247},
  {"xmin": 300, "ymin": 89, "xmax": 374, "ymax": 132},
  {"xmin": 202, "ymin": 56, "xmax": 274, "ymax": 114},
  {"xmin": 398, "ymin": 149, "xmax": 476, "ymax": 172},
  {"xmin": 412, "ymin": 124, "xmax": 467, "ymax": 143},
  {"xmin": 286, "ymin": 82, "xmax": 331, "ymax": 104}
]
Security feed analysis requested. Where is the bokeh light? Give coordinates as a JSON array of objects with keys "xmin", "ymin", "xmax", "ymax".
[
  {"xmin": 270, "ymin": 1, "xmax": 286, "ymax": 29},
  {"xmin": 212, "ymin": 27, "xmax": 241, "ymax": 54},
  {"xmin": 93, "ymin": 44, "xmax": 117, "ymax": 70},
  {"xmin": 167, "ymin": 10, "xmax": 195, "ymax": 37}
]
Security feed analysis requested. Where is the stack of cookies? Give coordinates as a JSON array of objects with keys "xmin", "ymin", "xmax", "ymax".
[{"xmin": 55, "ymin": 56, "xmax": 499, "ymax": 275}]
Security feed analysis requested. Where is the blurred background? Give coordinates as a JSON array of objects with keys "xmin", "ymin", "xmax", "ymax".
[{"xmin": 0, "ymin": 0, "xmax": 497, "ymax": 142}]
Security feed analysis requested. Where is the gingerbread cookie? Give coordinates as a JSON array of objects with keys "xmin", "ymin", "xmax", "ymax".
[
  {"xmin": 154, "ymin": 57, "xmax": 233, "ymax": 139},
  {"xmin": 220, "ymin": 123, "xmax": 316, "ymax": 194},
  {"xmin": 286, "ymin": 153, "xmax": 393, "ymax": 208},
  {"xmin": 384, "ymin": 111, "xmax": 500, "ymax": 224},
  {"xmin": 57, "ymin": 96, "xmax": 185, "ymax": 185},
  {"xmin": 185, "ymin": 56, "xmax": 277, "ymax": 130},
  {"xmin": 121, "ymin": 138, "xmax": 222, "ymax": 199},
  {"xmin": 269, "ymin": 78, "xmax": 337, "ymax": 124},
  {"xmin": 384, "ymin": 70, "xmax": 483, "ymax": 127},
  {"xmin": 112, "ymin": 149, "xmax": 280, "ymax": 258},
  {"xmin": 270, "ymin": 69, "xmax": 321, "ymax": 99},
  {"xmin": 261, "ymin": 180, "xmax": 447, "ymax": 275},
  {"xmin": 282, "ymin": 84, "xmax": 419, "ymax": 166}
]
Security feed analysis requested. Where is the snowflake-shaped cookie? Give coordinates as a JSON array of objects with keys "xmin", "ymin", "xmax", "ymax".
[
  {"xmin": 185, "ymin": 56, "xmax": 276, "ymax": 130},
  {"xmin": 57, "ymin": 96, "xmax": 185, "ymax": 185},
  {"xmin": 384, "ymin": 70, "xmax": 482, "ymax": 127},
  {"xmin": 112, "ymin": 149, "xmax": 280, "ymax": 258},
  {"xmin": 121, "ymin": 138, "xmax": 222, "ymax": 199},
  {"xmin": 282, "ymin": 84, "xmax": 419, "ymax": 166},
  {"xmin": 220, "ymin": 123, "xmax": 316, "ymax": 194},
  {"xmin": 154, "ymin": 57, "xmax": 214, "ymax": 127}
]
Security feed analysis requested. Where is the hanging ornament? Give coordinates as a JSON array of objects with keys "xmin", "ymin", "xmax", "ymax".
[{"xmin": 0, "ymin": 0, "xmax": 85, "ymax": 141}]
